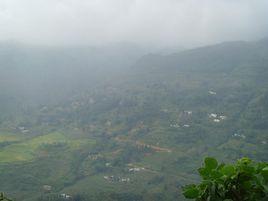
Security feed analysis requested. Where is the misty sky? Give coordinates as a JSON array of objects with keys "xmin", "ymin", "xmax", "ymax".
[{"xmin": 0, "ymin": 0, "xmax": 268, "ymax": 47}]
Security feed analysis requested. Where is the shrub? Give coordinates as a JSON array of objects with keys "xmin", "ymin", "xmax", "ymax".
[
  {"xmin": 0, "ymin": 193, "xmax": 12, "ymax": 201},
  {"xmin": 182, "ymin": 157, "xmax": 268, "ymax": 201}
]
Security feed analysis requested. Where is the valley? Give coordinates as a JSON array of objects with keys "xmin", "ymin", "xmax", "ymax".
[{"xmin": 0, "ymin": 40, "xmax": 267, "ymax": 201}]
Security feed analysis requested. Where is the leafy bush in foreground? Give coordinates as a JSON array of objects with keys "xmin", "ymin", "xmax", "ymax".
[
  {"xmin": 0, "ymin": 193, "xmax": 12, "ymax": 201},
  {"xmin": 182, "ymin": 157, "xmax": 268, "ymax": 201}
]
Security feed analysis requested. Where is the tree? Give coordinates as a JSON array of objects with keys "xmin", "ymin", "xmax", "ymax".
[{"xmin": 182, "ymin": 157, "xmax": 268, "ymax": 201}]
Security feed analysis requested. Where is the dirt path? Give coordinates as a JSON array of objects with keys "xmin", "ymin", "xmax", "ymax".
[{"xmin": 115, "ymin": 136, "xmax": 172, "ymax": 153}]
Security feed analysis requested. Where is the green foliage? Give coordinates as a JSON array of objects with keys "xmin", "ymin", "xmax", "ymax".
[
  {"xmin": 183, "ymin": 157, "xmax": 268, "ymax": 201},
  {"xmin": 0, "ymin": 193, "xmax": 12, "ymax": 201}
]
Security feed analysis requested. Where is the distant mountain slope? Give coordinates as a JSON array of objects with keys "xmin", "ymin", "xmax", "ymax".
[
  {"xmin": 0, "ymin": 42, "xmax": 149, "ymax": 118},
  {"xmin": 135, "ymin": 40, "xmax": 268, "ymax": 77},
  {"xmin": 0, "ymin": 39, "xmax": 267, "ymax": 201}
]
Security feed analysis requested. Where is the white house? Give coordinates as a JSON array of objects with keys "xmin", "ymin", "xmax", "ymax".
[
  {"xmin": 209, "ymin": 113, "xmax": 217, "ymax": 118},
  {"xmin": 219, "ymin": 115, "xmax": 227, "ymax": 120},
  {"xmin": 208, "ymin": 91, "xmax": 217, "ymax": 95}
]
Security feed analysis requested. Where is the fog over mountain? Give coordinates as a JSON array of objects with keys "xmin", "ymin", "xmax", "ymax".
[
  {"xmin": 1, "ymin": 1, "xmax": 268, "ymax": 201},
  {"xmin": 0, "ymin": 0, "xmax": 268, "ymax": 47}
]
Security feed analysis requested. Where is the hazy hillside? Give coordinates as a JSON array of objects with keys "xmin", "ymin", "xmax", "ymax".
[
  {"xmin": 0, "ymin": 39, "xmax": 267, "ymax": 201},
  {"xmin": 0, "ymin": 42, "xmax": 150, "ymax": 119}
]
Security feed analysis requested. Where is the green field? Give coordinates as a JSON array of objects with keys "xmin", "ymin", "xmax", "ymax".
[{"xmin": 0, "ymin": 132, "xmax": 96, "ymax": 163}]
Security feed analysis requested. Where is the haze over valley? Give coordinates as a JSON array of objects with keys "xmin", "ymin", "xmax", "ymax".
[{"xmin": 0, "ymin": 1, "xmax": 268, "ymax": 201}]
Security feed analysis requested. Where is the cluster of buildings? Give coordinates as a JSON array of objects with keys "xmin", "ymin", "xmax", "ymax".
[
  {"xmin": 208, "ymin": 113, "xmax": 227, "ymax": 123},
  {"xmin": 60, "ymin": 193, "xmax": 72, "ymax": 199},
  {"xmin": 18, "ymin": 126, "xmax": 30, "ymax": 133},
  {"xmin": 43, "ymin": 185, "xmax": 71, "ymax": 199},
  {"xmin": 232, "ymin": 133, "xmax": 246, "ymax": 139},
  {"xmin": 184, "ymin": 111, "xmax": 193, "ymax": 115},
  {"xmin": 170, "ymin": 123, "xmax": 190, "ymax": 128},
  {"xmin": 103, "ymin": 175, "xmax": 130, "ymax": 183},
  {"xmin": 128, "ymin": 167, "xmax": 145, "ymax": 172},
  {"xmin": 170, "ymin": 124, "xmax": 180, "ymax": 128},
  {"xmin": 87, "ymin": 152, "xmax": 102, "ymax": 160}
]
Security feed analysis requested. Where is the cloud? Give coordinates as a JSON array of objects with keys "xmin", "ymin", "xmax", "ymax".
[{"xmin": 0, "ymin": 0, "xmax": 267, "ymax": 47}]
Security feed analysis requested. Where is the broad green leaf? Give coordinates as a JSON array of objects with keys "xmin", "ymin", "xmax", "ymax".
[
  {"xmin": 241, "ymin": 166, "xmax": 256, "ymax": 176},
  {"xmin": 198, "ymin": 167, "xmax": 210, "ymax": 179},
  {"xmin": 211, "ymin": 169, "xmax": 223, "ymax": 179},
  {"xmin": 261, "ymin": 167, "xmax": 268, "ymax": 181},
  {"xmin": 217, "ymin": 163, "xmax": 225, "ymax": 170},
  {"xmin": 238, "ymin": 157, "xmax": 251, "ymax": 165},
  {"xmin": 183, "ymin": 185, "xmax": 200, "ymax": 199},
  {"xmin": 221, "ymin": 165, "xmax": 235, "ymax": 176},
  {"xmin": 262, "ymin": 184, "xmax": 268, "ymax": 193},
  {"xmin": 262, "ymin": 167, "xmax": 268, "ymax": 171},
  {"xmin": 256, "ymin": 162, "xmax": 268, "ymax": 172},
  {"xmin": 205, "ymin": 157, "xmax": 218, "ymax": 170}
]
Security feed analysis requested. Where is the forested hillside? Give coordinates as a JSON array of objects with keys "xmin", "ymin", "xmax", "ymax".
[{"xmin": 0, "ymin": 39, "xmax": 267, "ymax": 201}]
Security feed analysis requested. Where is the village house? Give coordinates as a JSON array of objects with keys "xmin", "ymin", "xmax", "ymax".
[
  {"xmin": 42, "ymin": 185, "xmax": 52, "ymax": 192},
  {"xmin": 219, "ymin": 115, "xmax": 227, "ymax": 120},
  {"xmin": 120, "ymin": 178, "xmax": 130, "ymax": 182},
  {"xmin": 88, "ymin": 152, "xmax": 102, "ymax": 160},
  {"xmin": 103, "ymin": 176, "xmax": 109, "ymax": 180},
  {"xmin": 184, "ymin": 110, "xmax": 193, "ymax": 115},
  {"xmin": 170, "ymin": 124, "xmax": 180, "ymax": 128},
  {"xmin": 209, "ymin": 113, "xmax": 217, "ymax": 118},
  {"xmin": 233, "ymin": 133, "xmax": 246, "ymax": 139},
  {"xmin": 208, "ymin": 90, "xmax": 217, "ymax": 95},
  {"xmin": 18, "ymin": 126, "xmax": 30, "ymax": 133},
  {"xmin": 103, "ymin": 175, "xmax": 130, "ymax": 183},
  {"xmin": 129, "ymin": 167, "xmax": 144, "ymax": 172},
  {"xmin": 60, "ymin": 193, "xmax": 71, "ymax": 199}
]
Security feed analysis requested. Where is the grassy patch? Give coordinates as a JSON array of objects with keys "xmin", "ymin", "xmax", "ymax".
[
  {"xmin": 0, "ymin": 132, "xmax": 96, "ymax": 163},
  {"xmin": 0, "ymin": 132, "xmax": 22, "ymax": 142}
]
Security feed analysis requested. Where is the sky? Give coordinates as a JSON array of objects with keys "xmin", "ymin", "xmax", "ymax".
[{"xmin": 0, "ymin": 0, "xmax": 268, "ymax": 48}]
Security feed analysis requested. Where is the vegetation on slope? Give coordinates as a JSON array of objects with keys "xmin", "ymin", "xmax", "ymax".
[
  {"xmin": 0, "ymin": 39, "xmax": 267, "ymax": 200},
  {"xmin": 183, "ymin": 157, "xmax": 268, "ymax": 201}
]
